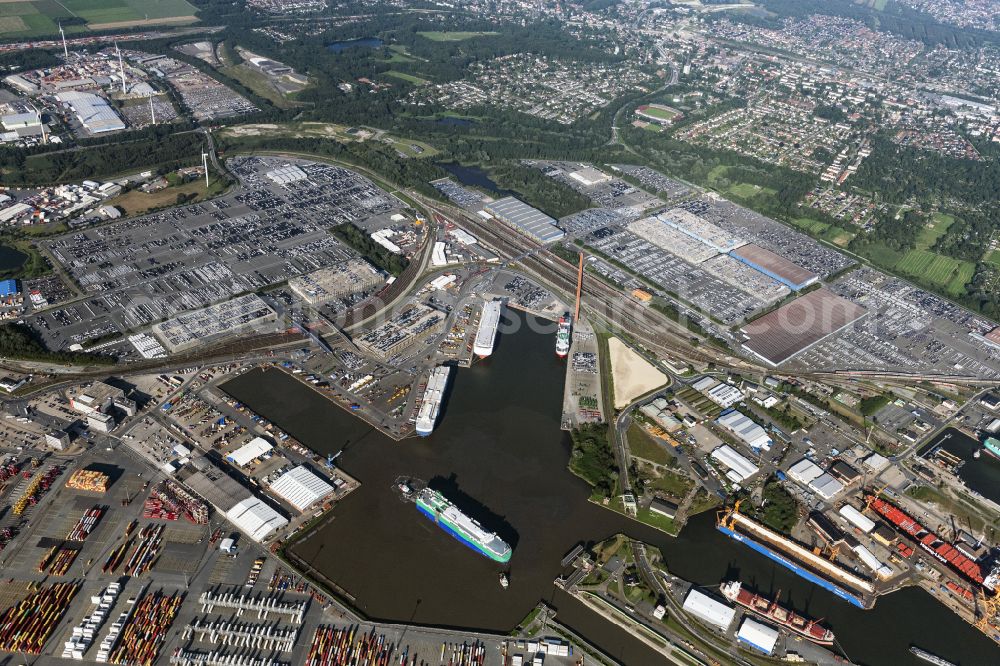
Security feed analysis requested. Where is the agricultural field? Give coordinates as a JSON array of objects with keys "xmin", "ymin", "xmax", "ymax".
[
  {"xmin": 0, "ymin": 0, "xmax": 198, "ymax": 37},
  {"xmin": 416, "ymin": 31, "xmax": 498, "ymax": 41},
  {"xmin": 893, "ymin": 248, "xmax": 975, "ymax": 296}
]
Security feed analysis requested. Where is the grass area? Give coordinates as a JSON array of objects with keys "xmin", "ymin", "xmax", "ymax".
[
  {"xmin": 66, "ymin": 0, "xmax": 198, "ymax": 27},
  {"xmin": 379, "ymin": 45, "xmax": 415, "ymax": 64},
  {"xmin": 383, "ymin": 70, "xmax": 429, "ymax": 85},
  {"xmin": 985, "ymin": 250, "xmax": 1000, "ymax": 268},
  {"xmin": 383, "ymin": 135, "xmax": 438, "ymax": 158},
  {"xmin": 894, "ymin": 249, "xmax": 975, "ymax": 296},
  {"xmin": 916, "ymin": 212, "xmax": 955, "ymax": 251},
  {"xmin": 643, "ymin": 468, "xmax": 693, "ymax": 499},
  {"xmin": 417, "ymin": 31, "xmax": 499, "ymax": 41},
  {"xmin": 728, "ymin": 182, "xmax": 776, "ymax": 199},
  {"xmin": 906, "ymin": 485, "xmax": 994, "ymax": 533},
  {"xmin": 688, "ymin": 487, "xmax": 720, "ymax": 516},
  {"xmin": 106, "ymin": 178, "xmax": 226, "ymax": 217},
  {"xmin": 222, "ymin": 65, "xmax": 297, "ymax": 109},
  {"xmin": 635, "ymin": 507, "xmax": 677, "ymax": 535},
  {"xmin": 627, "ymin": 423, "xmax": 671, "ymax": 465}
]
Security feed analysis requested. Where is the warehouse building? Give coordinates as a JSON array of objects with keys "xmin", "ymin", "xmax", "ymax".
[
  {"xmin": 730, "ymin": 243, "xmax": 818, "ymax": 291},
  {"xmin": 354, "ymin": 303, "xmax": 445, "ymax": 359},
  {"xmin": 682, "ymin": 589, "xmax": 735, "ymax": 631},
  {"xmin": 225, "ymin": 497, "xmax": 288, "ymax": 542},
  {"xmin": 741, "ymin": 288, "xmax": 867, "ymax": 366},
  {"xmin": 268, "ymin": 465, "xmax": 334, "ymax": 513},
  {"xmin": 715, "ymin": 409, "xmax": 772, "ymax": 451},
  {"xmin": 484, "ymin": 197, "xmax": 565, "ymax": 244},
  {"xmin": 710, "ymin": 445, "xmax": 759, "ymax": 483},
  {"xmin": 288, "ymin": 259, "xmax": 382, "ymax": 306},
  {"xmin": 568, "ymin": 166, "xmax": 611, "ymax": 186},
  {"xmin": 225, "ymin": 437, "xmax": 273, "ymax": 468},
  {"xmin": 152, "ymin": 294, "xmax": 278, "ymax": 353},
  {"xmin": 737, "ymin": 618, "xmax": 779, "ymax": 655},
  {"xmin": 839, "ymin": 504, "xmax": 875, "ymax": 533},
  {"xmin": 55, "ymin": 91, "xmax": 125, "ymax": 134}
]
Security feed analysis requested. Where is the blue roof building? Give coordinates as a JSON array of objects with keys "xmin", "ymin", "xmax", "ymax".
[{"xmin": 0, "ymin": 279, "xmax": 18, "ymax": 297}]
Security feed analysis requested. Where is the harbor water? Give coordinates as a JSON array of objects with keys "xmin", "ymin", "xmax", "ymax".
[
  {"xmin": 222, "ymin": 314, "xmax": 1000, "ymax": 666},
  {"xmin": 923, "ymin": 427, "xmax": 1000, "ymax": 505}
]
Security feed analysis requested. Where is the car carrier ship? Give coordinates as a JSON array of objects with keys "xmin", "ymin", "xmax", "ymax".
[
  {"xmin": 415, "ymin": 488, "xmax": 512, "ymax": 563},
  {"xmin": 414, "ymin": 366, "xmax": 450, "ymax": 436},
  {"xmin": 720, "ymin": 580, "xmax": 835, "ymax": 645},
  {"xmin": 473, "ymin": 299, "xmax": 502, "ymax": 358},
  {"xmin": 555, "ymin": 314, "xmax": 571, "ymax": 358}
]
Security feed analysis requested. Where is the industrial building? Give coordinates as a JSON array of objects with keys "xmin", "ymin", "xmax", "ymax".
[
  {"xmin": 568, "ymin": 166, "xmax": 611, "ymax": 186},
  {"xmin": 715, "ymin": 409, "xmax": 772, "ymax": 451},
  {"xmin": 225, "ymin": 437, "xmax": 273, "ymax": 468},
  {"xmin": 681, "ymin": 589, "xmax": 735, "ymax": 631},
  {"xmin": 692, "ymin": 377, "xmax": 743, "ymax": 409},
  {"xmin": 736, "ymin": 618, "xmax": 778, "ymax": 655},
  {"xmin": 55, "ymin": 91, "xmax": 126, "ymax": 134},
  {"xmin": 268, "ymin": 465, "xmax": 334, "ymax": 513},
  {"xmin": 288, "ymin": 259, "xmax": 382, "ymax": 306},
  {"xmin": 484, "ymin": 197, "xmax": 565, "ymax": 244},
  {"xmin": 354, "ymin": 303, "xmax": 445, "ymax": 359},
  {"xmin": 839, "ymin": 504, "xmax": 875, "ymax": 533},
  {"xmin": 70, "ymin": 380, "xmax": 136, "ymax": 417},
  {"xmin": 45, "ymin": 430, "xmax": 70, "ymax": 451},
  {"xmin": 649, "ymin": 498, "xmax": 678, "ymax": 519},
  {"xmin": 741, "ymin": 288, "xmax": 868, "ymax": 366},
  {"xmin": 730, "ymin": 243, "xmax": 818, "ymax": 291},
  {"xmin": 639, "ymin": 398, "xmax": 682, "ymax": 432},
  {"xmin": 225, "ymin": 497, "xmax": 288, "ymax": 542},
  {"xmin": 656, "ymin": 209, "xmax": 745, "ymax": 253},
  {"xmin": 788, "ymin": 458, "xmax": 845, "ymax": 500},
  {"xmin": 710, "ymin": 445, "xmax": 759, "ymax": 484},
  {"xmin": 152, "ymin": 294, "xmax": 278, "ymax": 353}
]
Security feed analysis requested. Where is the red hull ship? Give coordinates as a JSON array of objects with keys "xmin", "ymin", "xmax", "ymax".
[
  {"xmin": 866, "ymin": 495, "xmax": 995, "ymax": 591},
  {"xmin": 720, "ymin": 581, "xmax": 835, "ymax": 645}
]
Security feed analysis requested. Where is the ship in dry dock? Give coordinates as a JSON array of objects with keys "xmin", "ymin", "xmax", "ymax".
[{"xmin": 720, "ymin": 580, "xmax": 835, "ymax": 645}]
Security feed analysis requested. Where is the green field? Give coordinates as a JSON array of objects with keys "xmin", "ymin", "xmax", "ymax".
[
  {"xmin": 0, "ymin": 0, "xmax": 198, "ymax": 37},
  {"xmin": 728, "ymin": 182, "xmax": 775, "ymax": 199},
  {"xmin": 915, "ymin": 212, "xmax": 955, "ymax": 251},
  {"xmin": 417, "ymin": 31, "xmax": 498, "ymax": 41},
  {"xmin": 637, "ymin": 104, "xmax": 680, "ymax": 121},
  {"xmin": 986, "ymin": 250, "xmax": 1000, "ymax": 268},
  {"xmin": 894, "ymin": 248, "xmax": 975, "ymax": 296},
  {"xmin": 379, "ymin": 45, "xmax": 416, "ymax": 64},
  {"xmin": 384, "ymin": 70, "xmax": 429, "ymax": 85}
]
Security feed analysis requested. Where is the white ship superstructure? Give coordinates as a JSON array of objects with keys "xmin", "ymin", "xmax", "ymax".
[
  {"xmin": 473, "ymin": 299, "xmax": 502, "ymax": 358},
  {"xmin": 415, "ymin": 366, "xmax": 451, "ymax": 436}
]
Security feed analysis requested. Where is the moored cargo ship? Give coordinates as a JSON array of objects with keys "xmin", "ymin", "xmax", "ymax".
[
  {"xmin": 983, "ymin": 436, "xmax": 1000, "ymax": 460},
  {"xmin": 555, "ymin": 314, "xmax": 571, "ymax": 358},
  {"xmin": 473, "ymin": 299, "xmax": 502, "ymax": 358},
  {"xmin": 415, "ymin": 488, "xmax": 512, "ymax": 563},
  {"xmin": 720, "ymin": 580, "xmax": 834, "ymax": 645},
  {"xmin": 414, "ymin": 366, "xmax": 450, "ymax": 436},
  {"xmin": 909, "ymin": 646, "xmax": 957, "ymax": 666},
  {"xmin": 866, "ymin": 494, "xmax": 1000, "ymax": 591}
]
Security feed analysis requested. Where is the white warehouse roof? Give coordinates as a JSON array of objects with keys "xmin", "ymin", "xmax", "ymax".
[
  {"xmin": 810, "ymin": 473, "xmax": 844, "ymax": 500},
  {"xmin": 707, "ymin": 383, "xmax": 742, "ymax": 407},
  {"xmin": 839, "ymin": 504, "xmax": 875, "ymax": 533},
  {"xmin": 226, "ymin": 437, "xmax": 273, "ymax": 467},
  {"xmin": 711, "ymin": 445, "xmax": 759, "ymax": 482},
  {"xmin": 788, "ymin": 458, "xmax": 824, "ymax": 485},
  {"xmin": 691, "ymin": 376, "xmax": 716, "ymax": 392},
  {"xmin": 682, "ymin": 589, "xmax": 735, "ymax": 631},
  {"xmin": 715, "ymin": 409, "xmax": 772, "ymax": 451},
  {"xmin": 269, "ymin": 465, "xmax": 334, "ymax": 513},
  {"xmin": 225, "ymin": 497, "xmax": 288, "ymax": 542},
  {"xmin": 737, "ymin": 618, "xmax": 779, "ymax": 655}
]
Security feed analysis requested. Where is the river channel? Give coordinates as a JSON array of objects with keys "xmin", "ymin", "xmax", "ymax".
[{"xmin": 222, "ymin": 313, "xmax": 1000, "ymax": 665}]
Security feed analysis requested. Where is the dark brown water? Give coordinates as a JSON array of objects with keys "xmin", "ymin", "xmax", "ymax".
[{"xmin": 223, "ymin": 315, "xmax": 1000, "ymax": 666}]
